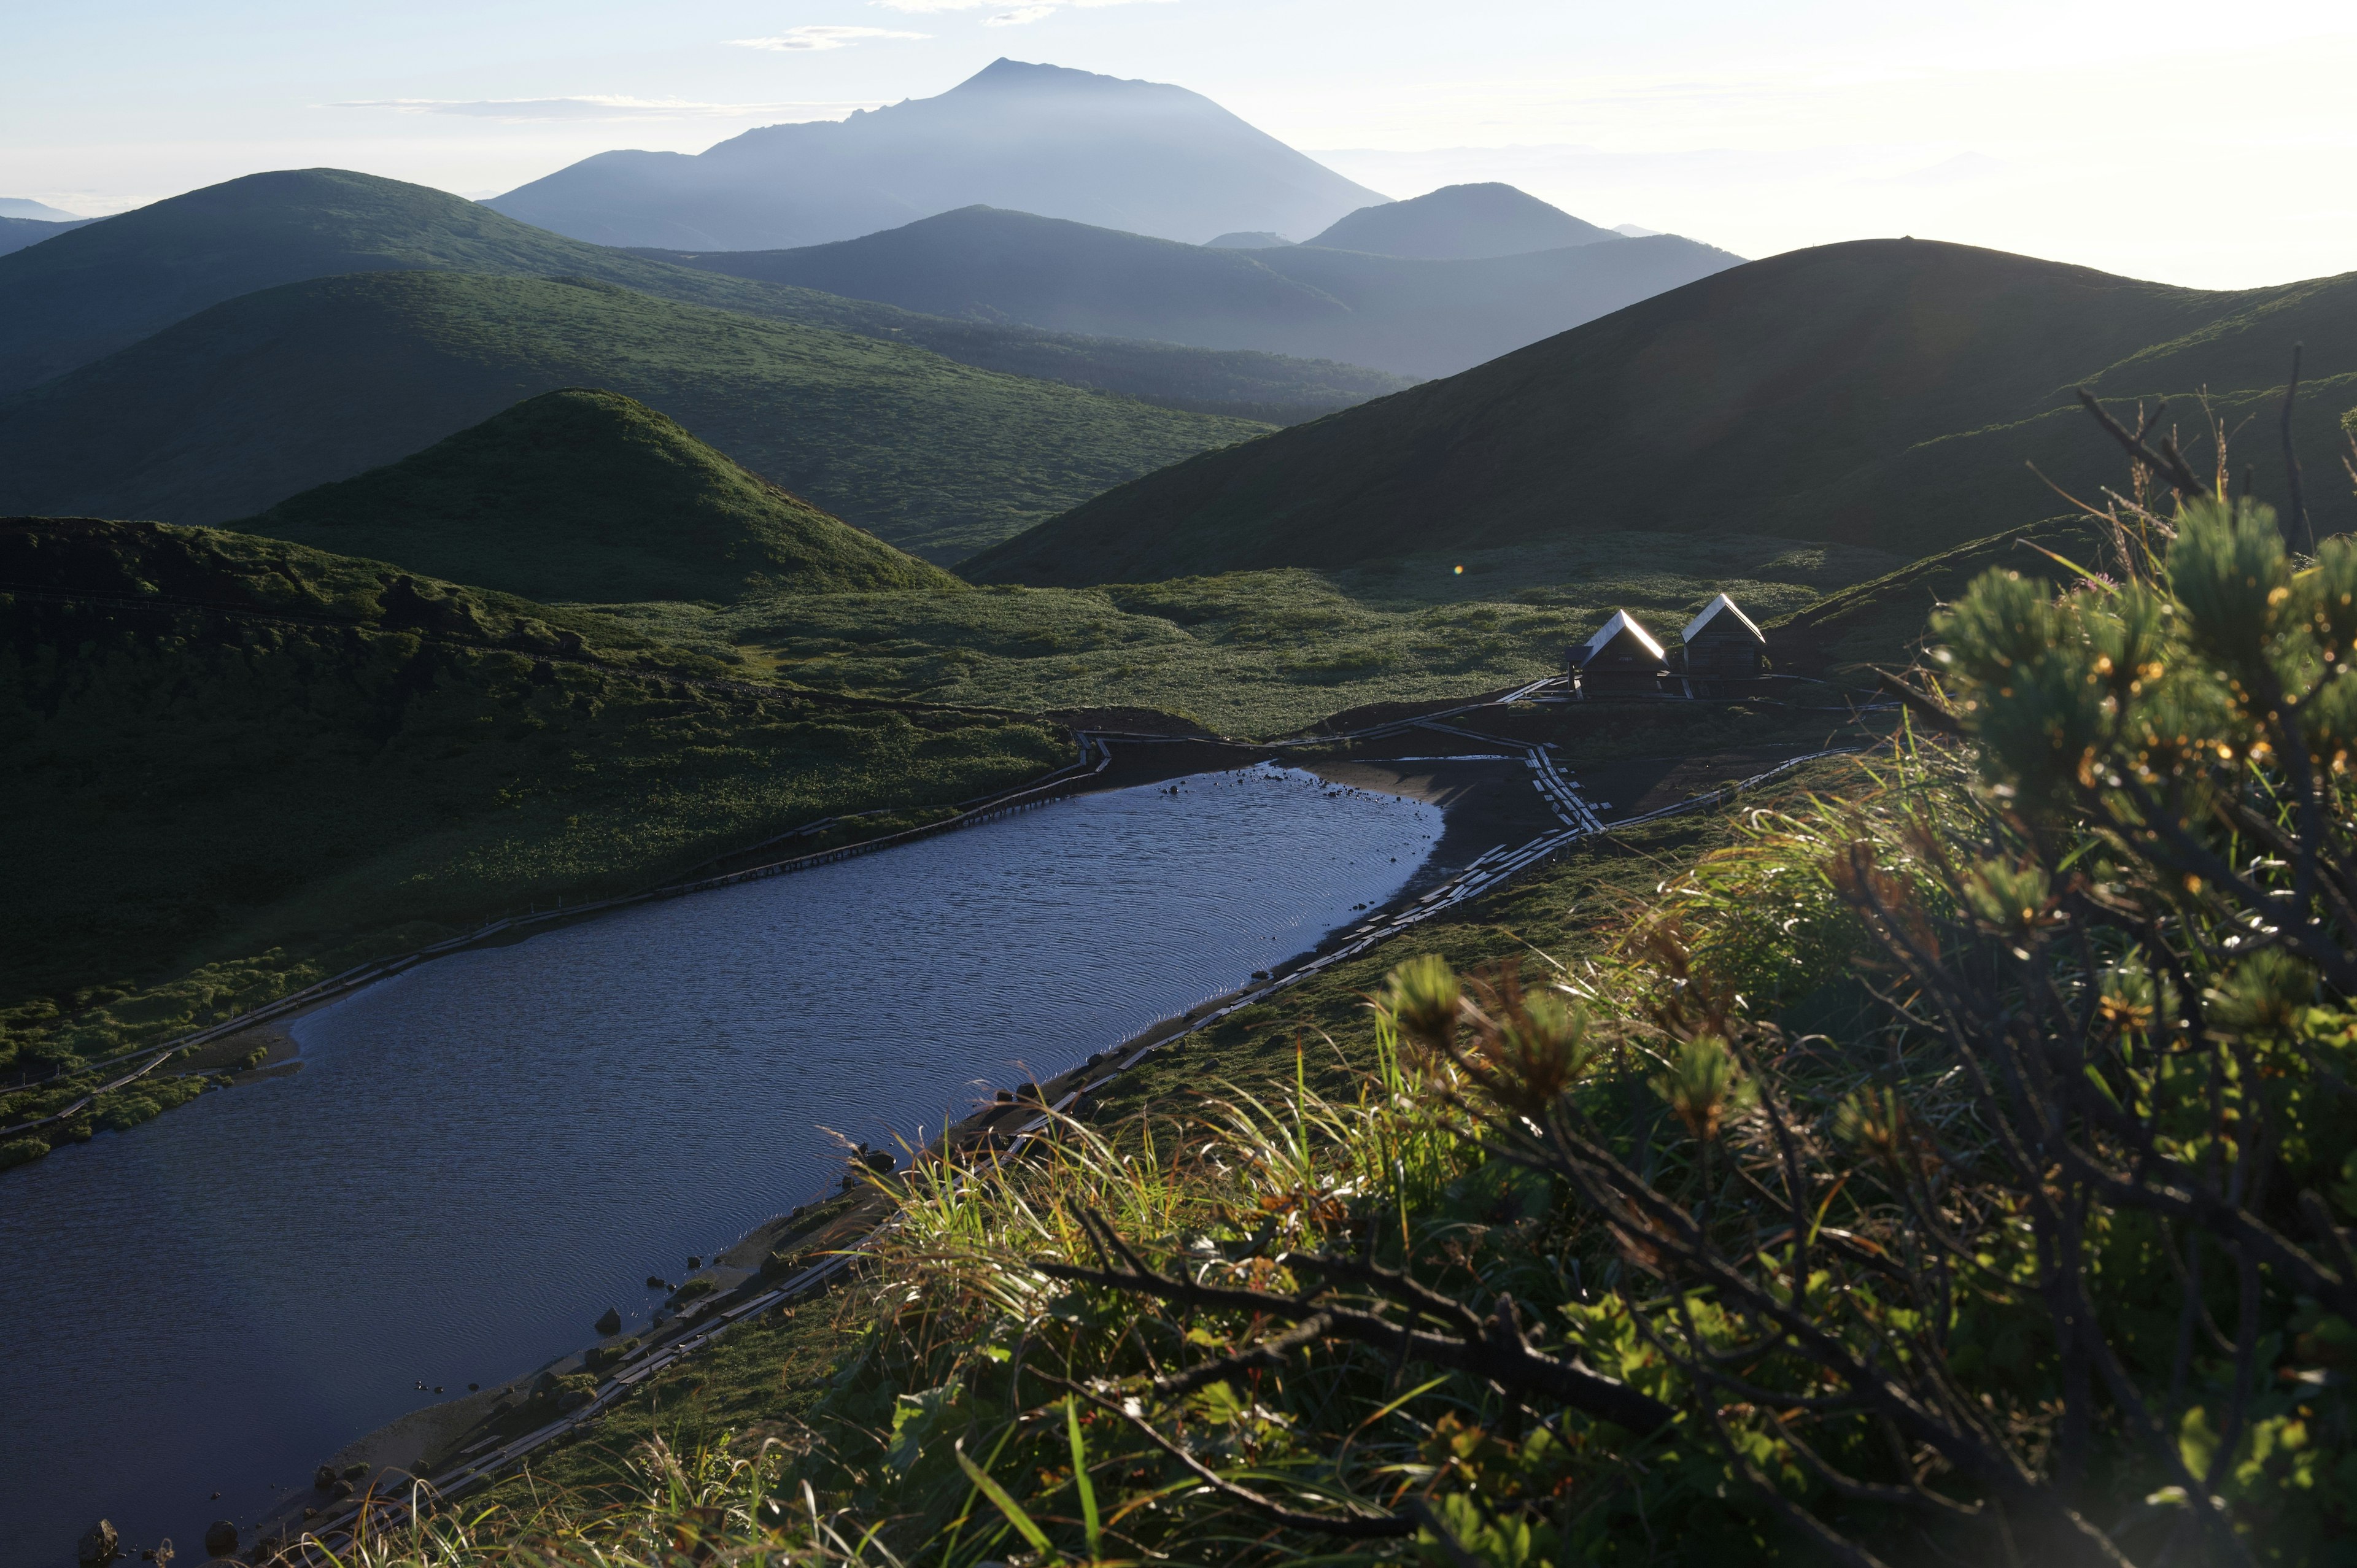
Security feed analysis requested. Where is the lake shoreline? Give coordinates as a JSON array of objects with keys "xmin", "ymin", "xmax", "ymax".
[{"xmin": 260, "ymin": 727, "xmax": 1569, "ymax": 1542}]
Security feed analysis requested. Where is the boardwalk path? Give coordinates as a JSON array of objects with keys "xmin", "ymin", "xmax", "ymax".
[{"xmin": 275, "ymin": 679, "xmax": 1866, "ymax": 1559}]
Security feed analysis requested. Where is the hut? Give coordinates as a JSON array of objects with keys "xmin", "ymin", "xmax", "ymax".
[
  {"xmin": 1681, "ymin": 593, "xmax": 1768, "ymax": 682},
  {"xmin": 1568, "ymin": 609, "xmax": 1669, "ymax": 698}
]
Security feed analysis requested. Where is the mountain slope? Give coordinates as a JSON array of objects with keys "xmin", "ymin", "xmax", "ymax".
[
  {"xmin": 0, "ymin": 516, "xmax": 1058, "ymax": 1099},
  {"xmin": 0, "ymin": 271, "xmax": 1268, "ymax": 563},
  {"xmin": 490, "ymin": 58, "xmax": 1385, "ymax": 251},
  {"xmin": 238, "ymin": 390, "xmax": 957, "ymax": 603},
  {"xmin": 962, "ymin": 239, "xmax": 2357, "ymax": 585},
  {"xmin": 1305, "ymin": 183, "xmax": 1617, "ymax": 259},
  {"xmin": 0, "ymin": 215, "xmax": 95, "ymax": 258},
  {"xmin": 648, "ymin": 206, "xmax": 1743, "ymax": 379},
  {"xmin": 0, "ymin": 168, "xmax": 1404, "ymax": 421}
]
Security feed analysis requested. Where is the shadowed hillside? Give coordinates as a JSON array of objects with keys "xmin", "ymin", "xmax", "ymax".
[
  {"xmin": 0, "ymin": 168, "xmax": 1407, "ymax": 422},
  {"xmin": 0, "ymin": 271, "xmax": 1268, "ymax": 563},
  {"xmin": 1304, "ymin": 182, "xmax": 1618, "ymax": 258},
  {"xmin": 490, "ymin": 58, "xmax": 1385, "ymax": 250},
  {"xmin": 646, "ymin": 206, "xmax": 1742, "ymax": 379},
  {"xmin": 0, "ymin": 215, "xmax": 93, "ymax": 258},
  {"xmin": 239, "ymin": 390, "xmax": 957, "ymax": 604},
  {"xmin": 964, "ymin": 239, "xmax": 2357, "ymax": 584},
  {"xmin": 0, "ymin": 516, "xmax": 1060, "ymax": 1125}
]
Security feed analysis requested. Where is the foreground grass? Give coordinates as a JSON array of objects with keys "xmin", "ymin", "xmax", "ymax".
[
  {"xmin": 0, "ymin": 520, "xmax": 1066, "ymax": 1162},
  {"xmin": 459, "ymin": 773, "xmax": 1794, "ymax": 1512},
  {"xmin": 597, "ymin": 532, "xmax": 1901, "ymax": 736}
]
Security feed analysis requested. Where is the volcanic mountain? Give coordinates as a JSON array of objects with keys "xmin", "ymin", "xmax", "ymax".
[{"xmin": 489, "ymin": 58, "xmax": 1387, "ymax": 250}]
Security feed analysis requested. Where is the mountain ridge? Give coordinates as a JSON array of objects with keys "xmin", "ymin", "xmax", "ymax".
[
  {"xmin": 0, "ymin": 168, "xmax": 1407, "ymax": 423},
  {"xmin": 1305, "ymin": 182, "xmax": 1618, "ymax": 259},
  {"xmin": 0, "ymin": 271, "xmax": 1268, "ymax": 563},
  {"xmin": 488, "ymin": 58, "xmax": 1387, "ymax": 250},
  {"xmin": 961, "ymin": 238, "xmax": 2357, "ymax": 585},
  {"xmin": 238, "ymin": 389, "xmax": 958, "ymax": 603},
  {"xmin": 644, "ymin": 206, "xmax": 1743, "ymax": 379}
]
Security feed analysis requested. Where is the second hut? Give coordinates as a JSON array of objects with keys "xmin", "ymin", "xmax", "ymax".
[
  {"xmin": 1568, "ymin": 609, "xmax": 1668, "ymax": 698},
  {"xmin": 1681, "ymin": 593, "xmax": 1768, "ymax": 684}
]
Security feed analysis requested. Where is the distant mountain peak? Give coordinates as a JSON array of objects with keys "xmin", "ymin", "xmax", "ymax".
[
  {"xmin": 487, "ymin": 63, "xmax": 1385, "ymax": 250},
  {"xmin": 1307, "ymin": 183, "xmax": 1618, "ymax": 261},
  {"xmin": 955, "ymin": 58, "xmax": 1150, "ymax": 95}
]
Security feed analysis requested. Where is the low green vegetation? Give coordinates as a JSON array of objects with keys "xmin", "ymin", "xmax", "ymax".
[
  {"xmin": 0, "ymin": 517, "xmax": 1064, "ymax": 1160},
  {"xmin": 961, "ymin": 239, "xmax": 2357, "ymax": 585},
  {"xmin": 0, "ymin": 167, "xmax": 1413, "ymax": 423},
  {"xmin": 338, "ymin": 496, "xmax": 2357, "ymax": 1567},
  {"xmin": 0, "ymin": 271, "xmax": 1268, "ymax": 563},
  {"xmin": 597, "ymin": 530, "xmax": 1902, "ymax": 736},
  {"xmin": 242, "ymin": 390, "xmax": 956, "ymax": 604}
]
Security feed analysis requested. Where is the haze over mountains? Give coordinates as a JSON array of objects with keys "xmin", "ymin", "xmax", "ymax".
[
  {"xmin": 490, "ymin": 59, "xmax": 1387, "ymax": 251},
  {"xmin": 0, "ymin": 270, "xmax": 1263, "ymax": 563},
  {"xmin": 1305, "ymin": 183, "xmax": 1620, "ymax": 258},
  {"xmin": 646, "ymin": 206, "xmax": 1741, "ymax": 379},
  {"xmin": 965, "ymin": 239, "xmax": 2357, "ymax": 585},
  {"xmin": 0, "ymin": 217, "xmax": 93, "ymax": 258},
  {"xmin": 0, "ymin": 169, "xmax": 1401, "ymax": 423}
]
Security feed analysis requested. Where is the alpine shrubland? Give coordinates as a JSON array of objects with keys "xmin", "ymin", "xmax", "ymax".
[{"xmin": 311, "ymin": 431, "xmax": 2357, "ymax": 1564}]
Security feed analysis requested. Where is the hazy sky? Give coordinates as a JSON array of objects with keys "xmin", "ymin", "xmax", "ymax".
[{"xmin": 7, "ymin": 0, "xmax": 2353, "ymax": 287}]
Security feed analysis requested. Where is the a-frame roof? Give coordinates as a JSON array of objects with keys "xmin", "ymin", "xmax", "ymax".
[
  {"xmin": 1577, "ymin": 608, "xmax": 1665, "ymax": 663},
  {"xmin": 1682, "ymin": 592, "xmax": 1764, "ymax": 644}
]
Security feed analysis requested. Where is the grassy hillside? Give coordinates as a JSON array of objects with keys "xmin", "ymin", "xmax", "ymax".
[
  {"xmin": 0, "ymin": 517, "xmax": 1063, "ymax": 1149},
  {"xmin": 600, "ymin": 531, "xmax": 1900, "ymax": 735},
  {"xmin": 0, "ymin": 271, "xmax": 1268, "ymax": 564},
  {"xmin": 0, "ymin": 168, "xmax": 1404, "ymax": 422},
  {"xmin": 963, "ymin": 239, "xmax": 2357, "ymax": 585},
  {"xmin": 644, "ymin": 205, "xmax": 1743, "ymax": 379},
  {"xmin": 239, "ymin": 389, "xmax": 957, "ymax": 603}
]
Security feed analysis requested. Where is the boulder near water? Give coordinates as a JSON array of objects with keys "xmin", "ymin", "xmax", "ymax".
[
  {"xmin": 594, "ymin": 1307, "xmax": 622, "ymax": 1336},
  {"xmin": 75, "ymin": 1519, "xmax": 117, "ymax": 1564},
  {"xmin": 202, "ymin": 1521, "xmax": 237, "ymax": 1556}
]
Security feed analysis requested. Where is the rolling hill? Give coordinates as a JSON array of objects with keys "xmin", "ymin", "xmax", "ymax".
[
  {"xmin": 489, "ymin": 58, "xmax": 1385, "ymax": 251},
  {"xmin": 0, "ymin": 215, "xmax": 94, "ymax": 258},
  {"xmin": 1304, "ymin": 183, "xmax": 1617, "ymax": 259},
  {"xmin": 0, "ymin": 168, "xmax": 1405, "ymax": 422},
  {"xmin": 0, "ymin": 271, "xmax": 1268, "ymax": 563},
  {"xmin": 646, "ymin": 206, "xmax": 1743, "ymax": 379},
  {"xmin": 0, "ymin": 516, "xmax": 1059, "ymax": 1108},
  {"xmin": 963, "ymin": 239, "xmax": 2357, "ymax": 585},
  {"xmin": 238, "ymin": 390, "xmax": 957, "ymax": 603}
]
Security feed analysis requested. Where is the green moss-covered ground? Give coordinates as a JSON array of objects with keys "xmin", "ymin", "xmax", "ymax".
[
  {"xmin": 0, "ymin": 518, "xmax": 1066, "ymax": 1153},
  {"xmin": 599, "ymin": 530, "xmax": 1903, "ymax": 736}
]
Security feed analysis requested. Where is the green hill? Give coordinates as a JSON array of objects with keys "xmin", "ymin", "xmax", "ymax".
[
  {"xmin": 0, "ymin": 271, "xmax": 1268, "ymax": 564},
  {"xmin": 0, "ymin": 516, "xmax": 1061, "ymax": 1138},
  {"xmin": 964, "ymin": 238, "xmax": 2357, "ymax": 585},
  {"xmin": 0, "ymin": 168, "xmax": 1405, "ymax": 423},
  {"xmin": 648, "ymin": 204, "xmax": 1742, "ymax": 380},
  {"xmin": 238, "ymin": 389, "xmax": 956, "ymax": 603}
]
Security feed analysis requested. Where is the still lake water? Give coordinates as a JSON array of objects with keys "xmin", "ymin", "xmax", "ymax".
[{"xmin": 0, "ymin": 767, "xmax": 1441, "ymax": 1566}]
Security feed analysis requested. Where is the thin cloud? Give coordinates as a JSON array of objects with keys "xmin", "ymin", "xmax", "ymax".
[
  {"xmin": 336, "ymin": 95, "xmax": 878, "ymax": 122},
  {"xmin": 730, "ymin": 25, "xmax": 929, "ymax": 50},
  {"xmin": 873, "ymin": 0, "xmax": 1177, "ymax": 13}
]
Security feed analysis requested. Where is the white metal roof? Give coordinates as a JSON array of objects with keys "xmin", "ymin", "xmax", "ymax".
[
  {"xmin": 1681, "ymin": 593, "xmax": 1763, "ymax": 644},
  {"xmin": 1577, "ymin": 609, "xmax": 1666, "ymax": 663}
]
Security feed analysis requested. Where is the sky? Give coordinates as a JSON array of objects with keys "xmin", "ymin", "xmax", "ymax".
[{"xmin": 6, "ymin": 0, "xmax": 2354, "ymax": 288}]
